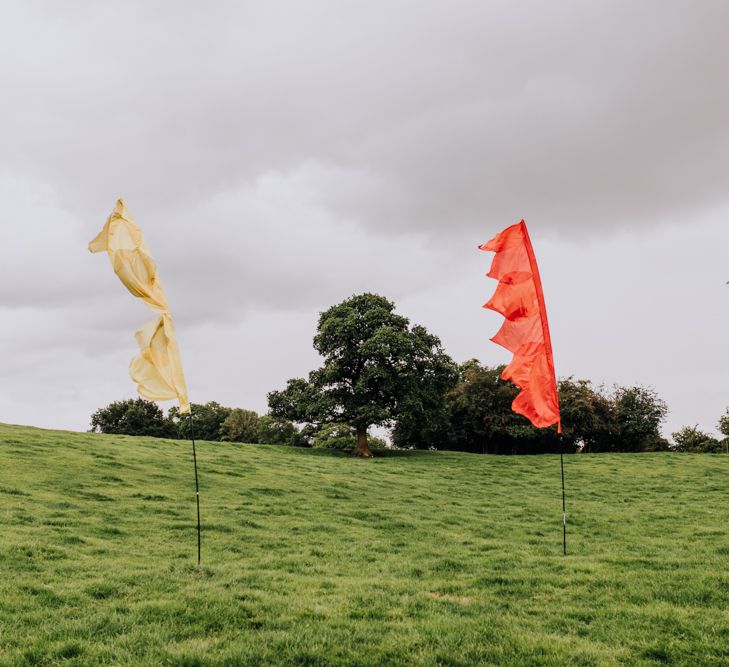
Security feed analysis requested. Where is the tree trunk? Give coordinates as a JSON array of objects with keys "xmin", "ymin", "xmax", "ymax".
[{"xmin": 354, "ymin": 427, "xmax": 372, "ymax": 458}]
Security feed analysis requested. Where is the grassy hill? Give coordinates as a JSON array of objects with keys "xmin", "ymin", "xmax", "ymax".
[{"xmin": 0, "ymin": 423, "xmax": 728, "ymax": 666}]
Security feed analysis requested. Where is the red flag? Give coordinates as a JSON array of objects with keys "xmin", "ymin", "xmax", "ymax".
[{"xmin": 479, "ymin": 220, "xmax": 561, "ymax": 432}]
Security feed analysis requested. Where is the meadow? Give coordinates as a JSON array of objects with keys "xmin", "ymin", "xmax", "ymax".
[{"xmin": 0, "ymin": 422, "xmax": 728, "ymax": 666}]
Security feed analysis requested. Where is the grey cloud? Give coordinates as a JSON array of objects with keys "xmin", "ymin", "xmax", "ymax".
[
  {"xmin": 80, "ymin": 166, "xmax": 464, "ymax": 324},
  {"xmin": 2, "ymin": 1, "xmax": 727, "ymax": 238}
]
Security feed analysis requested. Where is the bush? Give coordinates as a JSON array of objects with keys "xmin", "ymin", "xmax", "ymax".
[
  {"xmin": 170, "ymin": 402, "xmax": 232, "ymax": 441},
  {"xmin": 90, "ymin": 399, "xmax": 176, "ymax": 438},
  {"xmin": 92, "ymin": 399, "xmax": 282, "ymax": 444},
  {"xmin": 672, "ymin": 425, "xmax": 723, "ymax": 453},
  {"xmin": 257, "ymin": 415, "xmax": 297, "ymax": 445},
  {"xmin": 220, "ymin": 409, "xmax": 259, "ymax": 443}
]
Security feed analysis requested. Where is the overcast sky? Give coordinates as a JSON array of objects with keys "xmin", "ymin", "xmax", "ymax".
[{"xmin": 2, "ymin": 0, "xmax": 728, "ymax": 438}]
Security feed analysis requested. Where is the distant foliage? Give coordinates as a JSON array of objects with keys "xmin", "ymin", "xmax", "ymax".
[
  {"xmin": 89, "ymin": 399, "xmax": 176, "ymax": 438},
  {"xmin": 672, "ymin": 425, "xmax": 724, "ymax": 453},
  {"xmin": 717, "ymin": 409, "xmax": 729, "ymax": 442},
  {"xmin": 170, "ymin": 402, "xmax": 232, "ymax": 441},
  {"xmin": 435, "ymin": 361, "xmax": 566, "ymax": 454},
  {"xmin": 562, "ymin": 382, "xmax": 669, "ymax": 453},
  {"xmin": 311, "ymin": 423, "xmax": 357, "ymax": 449},
  {"xmin": 611, "ymin": 386, "xmax": 669, "ymax": 452},
  {"xmin": 91, "ymin": 399, "xmax": 304, "ymax": 446},
  {"xmin": 390, "ymin": 360, "xmax": 670, "ymax": 454},
  {"xmin": 257, "ymin": 415, "xmax": 297, "ymax": 445},
  {"xmin": 557, "ymin": 377, "xmax": 616, "ymax": 452},
  {"xmin": 268, "ymin": 293, "xmax": 457, "ymax": 457},
  {"xmin": 311, "ymin": 423, "xmax": 388, "ymax": 451},
  {"xmin": 220, "ymin": 409, "xmax": 260, "ymax": 443}
]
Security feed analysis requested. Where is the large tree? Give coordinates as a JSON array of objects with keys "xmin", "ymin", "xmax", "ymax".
[{"xmin": 268, "ymin": 293, "xmax": 457, "ymax": 457}]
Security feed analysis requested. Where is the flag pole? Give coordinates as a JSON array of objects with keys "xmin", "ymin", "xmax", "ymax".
[
  {"xmin": 189, "ymin": 410, "xmax": 201, "ymax": 565},
  {"xmin": 559, "ymin": 434, "xmax": 567, "ymax": 556}
]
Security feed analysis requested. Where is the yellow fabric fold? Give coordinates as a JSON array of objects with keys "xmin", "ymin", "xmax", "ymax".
[{"xmin": 90, "ymin": 198, "xmax": 190, "ymax": 414}]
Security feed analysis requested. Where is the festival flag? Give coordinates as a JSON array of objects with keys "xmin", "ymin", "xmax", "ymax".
[
  {"xmin": 89, "ymin": 198, "xmax": 190, "ymax": 414},
  {"xmin": 479, "ymin": 220, "xmax": 561, "ymax": 431}
]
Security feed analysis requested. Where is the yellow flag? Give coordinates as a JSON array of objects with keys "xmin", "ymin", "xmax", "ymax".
[{"xmin": 89, "ymin": 199, "xmax": 191, "ymax": 414}]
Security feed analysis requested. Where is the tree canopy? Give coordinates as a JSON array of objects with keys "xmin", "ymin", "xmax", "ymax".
[
  {"xmin": 220, "ymin": 408, "xmax": 260, "ymax": 443},
  {"xmin": 393, "ymin": 360, "xmax": 670, "ymax": 454},
  {"xmin": 439, "ymin": 361, "xmax": 565, "ymax": 454},
  {"xmin": 268, "ymin": 293, "xmax": 457, "ymax": 456},
  {"xmin": 91, "ymin": 294, "xmax": 683, "ymax": 456},
  {"xmin": 90, "ymin": 398, "xmax": 175, "ymax": 439},
  {"xmin": 91, "ymin": 400, "xmax": 299, "ymax": 445},
  {"xmin": 671, "ymin": 425, "xmax": 723, "ymax": 453}
]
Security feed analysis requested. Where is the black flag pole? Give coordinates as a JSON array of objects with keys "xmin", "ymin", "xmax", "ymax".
[
  {"xmin": 189, "ymin": 410, "xmax": 201, "ymax": 565},
  {"xmin": 560, "ymin": 443, "xmax": 567, "ymax": 556}
]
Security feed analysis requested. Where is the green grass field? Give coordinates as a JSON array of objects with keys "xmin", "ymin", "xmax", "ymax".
[{"xmin": 1, "ymin": 423, "xmax": 728, "ymax": 666}]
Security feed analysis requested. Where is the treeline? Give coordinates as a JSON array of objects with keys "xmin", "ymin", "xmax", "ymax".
[
  {"xmin": 394, "ymin": 360, "xmax": 670, "ymax": 454},
  {"xmin": 403, "ymin": 363, "xmax": 729, "ymax": 454},
  {"xmin": 672, "ymin": 420, "xmax": 729, "ymax": 453},
  {"xmin": 90, "ymin": 361, "xmax": 673, "ymax": 454},
  {"xmin": 264, "ymin": 293, "xmax": 684, "ymax": 455},
  {"xmin": 90, "ymin": 293, "xmax": 729, "ymax": 455},
  {"xmin": 90, "ymin": 399, "xmax": 301, "ymax": 446},
  {"xmin": 89, "ymin": 399, "xmax": 388, "ymax": 450},
  {"xmin": 89, "ymin": 372, "xmax": 729, "ymax": 454}
]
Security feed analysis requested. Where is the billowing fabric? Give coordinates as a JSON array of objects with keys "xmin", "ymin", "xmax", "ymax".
[
  {"xmin": 89, "ymin": 199, "xmax": 190, "ymax": 414},
  {"xmin": 479, "ymin": 220, "xmax": 561, "ymax": 431}
]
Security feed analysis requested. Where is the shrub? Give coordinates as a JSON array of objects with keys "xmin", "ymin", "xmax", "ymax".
[
  {"xmin": 90, "ymin": 399, "xmax": 176, "ymax": 438},
  {"xmin": 257, "ymin": 415, "xmax": 297, "ymax": 445},
  {"xmin": 170, "ymin": 402, "xmax": 232, "ymax": 441},
  {"xmin": 672, "ymin": 425, "xmax": 723, "ymax": 453},
  {"xmin": 220, "ymin": 409, "xmax": 259, "ymax": 443}
]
